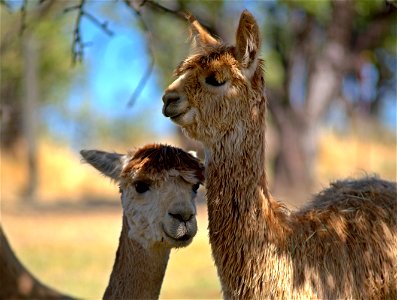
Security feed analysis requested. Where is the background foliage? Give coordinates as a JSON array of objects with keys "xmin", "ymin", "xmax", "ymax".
[{"xmin": 1, "ymin": 0, "xmax": 396, "ymax": 298}]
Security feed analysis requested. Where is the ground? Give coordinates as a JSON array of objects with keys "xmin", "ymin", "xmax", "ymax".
[{"xmin": 2, "ymin": 204, "xmax": 221, "ymax": 299}]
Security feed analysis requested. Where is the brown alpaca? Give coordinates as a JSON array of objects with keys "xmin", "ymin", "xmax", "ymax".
[
  {"xmin": 0, "ymin": 144, "xmax": 204, "ymax": 300},
  {"xmin": 162, "ymin": 10, "xmax": 397, "ymax": 299}
]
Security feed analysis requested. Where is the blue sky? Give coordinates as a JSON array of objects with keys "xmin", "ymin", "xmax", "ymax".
[
  {"xmin": 84, "ymin": 2, "xmax": 172, "ymax": 125},
  {"xmin": 35, "ymin": 0, "xmax": 176, "ymax": 149}
]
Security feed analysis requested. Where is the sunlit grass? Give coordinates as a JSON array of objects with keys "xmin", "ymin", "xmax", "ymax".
[
  {"xmin": 317, "ymin": 131, "xmax": 396, "ymax": 185},
  {"xmin": 2, "ymin": 207, "xmax": 221, "ymax": 299},
  {"xmin": 2, "ymin": 212, "xmax": 120, "ymax": 298}
]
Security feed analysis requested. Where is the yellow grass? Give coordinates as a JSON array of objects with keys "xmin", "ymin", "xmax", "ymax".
[
  {"xmin": 316, "ymin": 131, "xmax": 396, "ymax": 186},
  {"xmin": 2, "ymin": 207, "xmax": 221, "ymax": 299}
]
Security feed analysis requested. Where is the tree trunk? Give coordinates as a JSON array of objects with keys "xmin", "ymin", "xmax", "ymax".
[
  {"xmin": 22, "ymin": 33, "xmax": 39, "ymax": 202},
  {"xmin": 0, "ymin": 226, "xmax": 72, "ymax": 299},
  {"xmin": 269, "ymin": 0, "xmax": 355, "ymax": 202},
  {"xmin": 268, "ymin": 98, "xmax": 313, "ymax": 202}
]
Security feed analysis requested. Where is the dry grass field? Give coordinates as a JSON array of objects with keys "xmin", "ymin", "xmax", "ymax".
[
  {"xmin": 1, "ymin": 130, "xmax": 395, "ymax": 298},
  {"xmin": 2, "ymin": 206, "xmax": 221, "ymax": 299}
]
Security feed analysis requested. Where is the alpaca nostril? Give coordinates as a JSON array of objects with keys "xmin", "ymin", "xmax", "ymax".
[
  {"xmin": 168, "ymin": 212, "xmax": 193, "ymax": 222},
  {"xmin": 162, "ymin": 92, "xmax": 180, "ymax": 106}
]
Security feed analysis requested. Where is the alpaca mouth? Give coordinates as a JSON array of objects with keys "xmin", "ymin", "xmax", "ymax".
[
  {"xmin": 162, "ymin": 224, "xmax": 192, "ymax": 244},
  {"xmin": 170, "ymin": 112, "xmax": 184, "ymax": 121},
  {"xmin": 162, "ymin": 104, "xmax": 182, "ymax": 119},
  {"xmin": 164, "ymin": 228, "xmax": 192, "ymax": 242},
  {"xmin": 174, "ymin": 233, "xmax": 192, "ymax": 242},
  {"xmin": 162, "ymin": 104, "xmax": 190, "ymax": 122}
]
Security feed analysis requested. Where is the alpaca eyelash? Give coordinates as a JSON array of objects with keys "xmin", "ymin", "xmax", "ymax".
[
  {"xmin": 205, "ymin": 74, "xmax": 226, "ymax": 87},
  {"xmin": 192, "ymin": 183, "xmax": 200, "ymax": 193},
  {"xmin": 134, "ymin": 181, "xmax": 150, "ymax": 193}
]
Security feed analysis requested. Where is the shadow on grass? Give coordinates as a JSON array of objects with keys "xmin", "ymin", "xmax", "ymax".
[{"xmin": 7, "ymin": 197, "xmax": 121, "ymax": 214}]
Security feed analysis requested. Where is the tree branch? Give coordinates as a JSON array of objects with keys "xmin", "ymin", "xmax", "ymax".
[
  {"xmin": 1, "ymin": 0, "xmax": 56, "ymax": 55},
  {"xmin": 0, "ymin": 0, "xmax": 12, "ymax": 11},
  {"xmin": 122, "ymin": 0, "xmax": 222, "ymax": 106},
  {"xmin": 65, "ymin": 0, "xmax": 114, "ymax": 65},
  {"xmin": 19, "ymin": 0, "xmax": 27, "ymax": 35},
  {"xmin": 139, "ymin": 0, "xmax": 220, "ymax": 37},
  {"xmin": 123, "ymin": 0, "xmax": 156, "ymax": 106},
  {"xmin": 142, "ymin": 0, "xmax": 186, "ymax": 20},
  {"xmin": 82, "ymin": 10, "xmax": 114, "ymax": 36},
  {"xmin": 353, "ymin": 1, "xmax": 397, "ymax": 53},
  {"xmin": 66, "ymin": 0, "xmax": 85, "ymax": 64}
]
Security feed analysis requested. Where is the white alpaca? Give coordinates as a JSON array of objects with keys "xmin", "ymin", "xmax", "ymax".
[
  {"xmin": 0, "ymin": 144, "xmax": 204, "ymax": 300},
  {"xmin": 82, "ymin": 144, "xmax": 204, "ymax": 299}
]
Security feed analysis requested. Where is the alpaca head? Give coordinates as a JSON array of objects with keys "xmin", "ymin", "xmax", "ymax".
[
  {"xmin": 80, "ymin": 144, "xmax": 204, "ymax": 249},
  {"xmin": 162, "ymin": 10, "xmax": 264, "ymax": 146}
]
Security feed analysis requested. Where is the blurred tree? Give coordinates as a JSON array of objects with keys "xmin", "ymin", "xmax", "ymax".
[
  {"xmin": 1, "ymin": 0, "xmax": 395, "ymax": 201},
  {"xmin": 1, "ymin": 0, "xmax": 79, "ymax": 200},
  {"xmin": 264, "ymin": 0, "xmax": 396, "ymax": 196},
  {"xmin": 1, "ymin": 1, "xmax": 77, "ymax": 150}
]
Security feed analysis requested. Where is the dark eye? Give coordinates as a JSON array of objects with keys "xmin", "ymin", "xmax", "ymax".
[
  {"xmin": 135, "ymin": 181, "xmax": 150, "ymax": 194},
  {"xmin": 192, "ymin": 183, "xmax": 200, "ymax": 193},
  {"xmin": 205, "ymin": 74, "xmax": 226, "ymax": 87}
]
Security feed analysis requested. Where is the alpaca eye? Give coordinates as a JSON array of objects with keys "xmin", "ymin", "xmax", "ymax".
[
  {"xmin": 205, "ymin": 74, "xmax": 226, "ymax": 87},
  {"xmin": 192, "ymin": 183, "xmax": 200, "ymax": 193},
  {"xmin": 135, "ymin": 181, "xmax": 150, "ymax": 194}
]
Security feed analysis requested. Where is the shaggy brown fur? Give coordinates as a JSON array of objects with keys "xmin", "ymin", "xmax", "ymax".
[
  {"xmin": 162, "ymin": 10, "xmax": 397, "ymax": 299},
  {"xmin": 123, "ymin": 143, "xmax": 205, "ymax": 182}
]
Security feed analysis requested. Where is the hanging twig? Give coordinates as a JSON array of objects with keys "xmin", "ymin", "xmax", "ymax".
[
  {"xmin": 128, "ymin": 56, "xmax": 155, "ymax": 107},
  {"xmin": 1, "ymin": 0, "xmax": 56, "ymax": 55},
  {"xmin": 142, "ymin": 0, "xmax": 217, "ymax": 37},
  {"xmin": 123, "ymin": 0, "xmax": 156, "ymax": 107},
  {"xmin": 142, "ymin": 0, "xmax": 186, "ymax": 20},
  {"xmin": 82, "ymin": 9, "xmax": 114, "ymax": 36},
  {"xmin": 65, "ymin": 0, "xmax": 114, "ymax": 65},
  {"xmin": 122, "ymin": 0, "xmax": 199, "ymax": 107},
  {"xmin": 0, "ymin": 0, "xmax": 12, "ymax": 11},
  {"xmin": 19, "ymin": 0, "xmax": 27, "ymax": 35}
]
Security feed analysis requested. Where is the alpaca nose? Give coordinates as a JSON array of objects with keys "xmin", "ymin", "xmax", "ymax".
[
  {"xmin": 163, "ymin": 92, "xmax": 181, "ymax": 117},
  {"xmin": 162, "ymin": 91, "xmax": 180, "ymax": 106},
  {"xmin": 168, "ymin": 212, "xmax": 194, "ymax": 223}
]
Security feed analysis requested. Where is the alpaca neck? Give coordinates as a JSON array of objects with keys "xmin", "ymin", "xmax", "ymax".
[
  {"xmin": 205, "ymin": 119, "xmax": 279, "ymax": 237},
  {"xmin": 103, "ymin": 216, "xmax": 170, "ymax": 300},
  {"xmin": 204, "ymin": 99, "xmax": 291, "ymax": 298},
  {"xmin": 205, "ymin": 102, "xmax": 272, "ymax": 220}
]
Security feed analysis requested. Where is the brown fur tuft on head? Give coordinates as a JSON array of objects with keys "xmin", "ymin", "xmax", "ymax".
[{"xmin": 123, "ymin": 144, "xmax": 205, "ymax": 183}]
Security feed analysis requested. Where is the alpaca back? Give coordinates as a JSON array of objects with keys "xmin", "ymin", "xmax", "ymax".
[{"xmin": 290, "ymin": 177, "xmax": 397, "ymax": 298}]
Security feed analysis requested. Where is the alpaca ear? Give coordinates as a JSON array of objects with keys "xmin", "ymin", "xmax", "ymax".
[
  {"xmin": 187, "ymin": 14, "xmax": 219, "ymax": 51},
  {"xmin": 235, "ymin": 10, "xmax": 260, "ymax": 69},
  {"xmin": 80, "ymin": 149, "xmax": 127, "ymax": 181}
]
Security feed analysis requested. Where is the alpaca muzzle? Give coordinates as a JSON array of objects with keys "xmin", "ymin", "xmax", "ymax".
[{"xmin": 162, "ymin": 92, "xmax": 182, "ymax": 118}]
